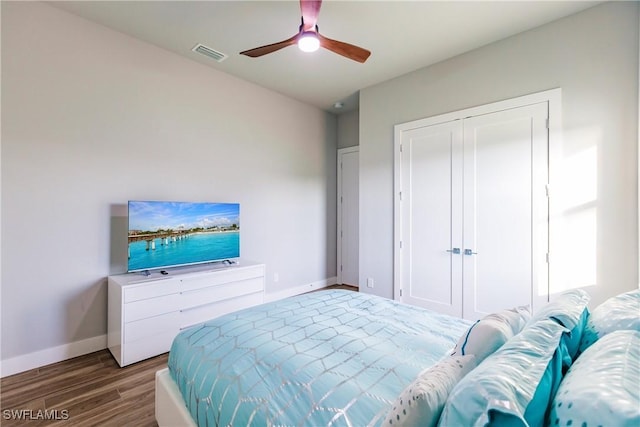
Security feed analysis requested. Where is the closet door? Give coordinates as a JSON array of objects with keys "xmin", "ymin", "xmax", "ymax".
[
  {"xmin": 398, "ymin": 120, "xmax": 463, "ymax": 317},
  {"xmin": 395, "ymin": 93, "xmax": 552, "ymax": 320},
  {"xmin": 338, "ymin": 147, "xmax": 359, "ymax": 287},
  {"xmin": 462, "ymin": 103, "xmax": 548, "ymax": 319}
]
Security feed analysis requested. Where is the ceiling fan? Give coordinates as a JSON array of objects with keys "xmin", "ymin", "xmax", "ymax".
[{"xmin": 240, "ymin": 0, "xmax": 371, "ymax": 63}]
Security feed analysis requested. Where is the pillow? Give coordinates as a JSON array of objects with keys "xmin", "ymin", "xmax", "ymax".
[
  {"xmin": 578, "ymin": 288, "xmax": 640, "ymax": 354},
  {"xmin": 383, "ymin": 355, "xmax": 476, "ymax": 427},
  {"xmin": 528, "ymin": 289, "xmax": 590, "ymax": 359},
  {"xmin": 440, "ymin": 319, "xmax": 570, "ymax": 427},
  {"xmin": 451, "ymin": 305, "xmax": 531, "ymax": 363},
  {"xmin": 548, "ymin": 330, "xmax": 640, "ymax": 427},
  {"xmin": 529, "ymin": 289, "xmax": 590, "ymax": 330}
]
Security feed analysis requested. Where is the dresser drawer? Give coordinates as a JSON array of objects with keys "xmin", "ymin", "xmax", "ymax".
[
  {"xmin": 124, "ymin": 311, "xmax": 180, "ymax": 343},
  {"xmin": 124, "ymin": 293, "xmax": 179, "ymax": 323},
  {"xmin": 180, "ymin": 277, "xmax": 264, "ymax": 310},
  {"xmin": 122, "ymin": 330, "xmax": 177, "ymax": 366},
  {"xmin": 180, "ymin": 291, "xmax": 264, "ymax": 330},
  {"xmin": 180, "ymin": 265, "xmax": 264, "ymax": 292},
  {"xmin": 124, "ymin": 278, "xmax": 180, "ymax": 303}
]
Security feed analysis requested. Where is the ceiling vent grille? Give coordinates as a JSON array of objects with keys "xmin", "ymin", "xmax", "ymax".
[{"xmin": 192, "ymin": 43, "xmax": 228, "ymax": 62}]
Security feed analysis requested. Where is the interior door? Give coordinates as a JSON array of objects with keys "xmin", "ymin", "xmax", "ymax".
[
  {"xmin": 399, "ymin": 121, "xmax": 463, "ymax": 317},
  {"xmin": 462, "ymin": 103, "xmax": 549, "ymax": 319},
  {"xmin": 338, "ymin": 147, "xmax": 359, "ymax": 287}
]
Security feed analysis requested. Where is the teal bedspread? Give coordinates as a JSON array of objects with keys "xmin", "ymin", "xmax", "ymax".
[{"xmin": 168, "ymin": 290, "xmax": 471, "ymax": 426}]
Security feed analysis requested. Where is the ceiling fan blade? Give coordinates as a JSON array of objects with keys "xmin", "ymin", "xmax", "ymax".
[
  {"xmin": 240, "ymin": 34, "xmax": 299, "ymax": 58},
  {"xmin": 318, "ymin": 34, "xmax": 371, "ymax": 63},
  {"xmin": 300, "ymin": 0, "xmax": 322, "ymax": 31}
]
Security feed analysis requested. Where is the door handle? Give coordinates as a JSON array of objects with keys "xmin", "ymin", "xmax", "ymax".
[
  {"xmin": 464, "ymin": 249, "xmax": 478, "ymax": 255},
  {"xmin": 446, "ymin": 248, "xmax": 461, "ymax": 254}
]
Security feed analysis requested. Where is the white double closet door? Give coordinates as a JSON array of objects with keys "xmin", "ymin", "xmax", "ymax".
[{"xmin": 395, "ymin": 101, "xmax": 549, "ymax": 320}]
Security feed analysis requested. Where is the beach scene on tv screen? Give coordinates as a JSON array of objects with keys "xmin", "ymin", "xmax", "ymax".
[{"xmin": 128, "ymin": 201, "xmax": 240, "ymax": 271}]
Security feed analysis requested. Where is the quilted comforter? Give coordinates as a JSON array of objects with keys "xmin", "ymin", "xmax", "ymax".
[{"xmin": 168, "ymin": 290, "xmax": 470, "ymax": 426}]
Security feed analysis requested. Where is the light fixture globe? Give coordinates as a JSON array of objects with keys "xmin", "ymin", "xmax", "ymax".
[{"xmin": 298, "ymin": 32, "xmax": 320, "ymax": 53}]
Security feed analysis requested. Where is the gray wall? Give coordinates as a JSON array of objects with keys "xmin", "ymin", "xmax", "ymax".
[
  {"xmin": 359, "ymin": 1, "xmax": 639, "ymax": 308},
  {"xmin": 1, "ymin": 2, "xmax": 337, "ymax": 361},
  {"xmin": 337, "ymin": 109, "xmax": 359, "ymax": 149}
]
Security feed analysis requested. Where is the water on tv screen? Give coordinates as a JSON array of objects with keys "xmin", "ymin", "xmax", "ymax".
[{"xmin": 127, "ymin": 200, "xmax": 240, "ymax": 272}]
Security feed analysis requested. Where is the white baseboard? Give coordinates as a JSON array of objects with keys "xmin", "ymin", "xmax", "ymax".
[
  {"xmin": 1, "ymin": 334, "xmax": 107, "ymax": 378},
  {"xmin": 264, "ymin": 276, "xmax": 338, "ymax": 302}
]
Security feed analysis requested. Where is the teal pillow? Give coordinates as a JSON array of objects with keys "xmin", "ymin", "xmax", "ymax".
[
  {"xmin": 578, "ymin": 288, "xmax": 640, "ymax": 354},
  {"xmin": 561, "ymin": 308, "xmax": 589, "ymax": 361},
  {"xmin": 548, "ymin": 330, "xmax": 640, "ymax": 427},
  {"xmin": 528, "ymin": 289, "xmax": 590, "ymax": 360},
  {"xmin": 528, "ymin": 289, "xmax": 590, "ymax": 331},
  {"xmin": 523, "ymin": 338, "xmax": 570, "ymax": 427},
  {"xmin": 440, "ymin": 319, "xmax": 568, "ymax": 427},
  {"xmin": 488, "ymin": 341, "xmax": 570, "ymax": 427}
]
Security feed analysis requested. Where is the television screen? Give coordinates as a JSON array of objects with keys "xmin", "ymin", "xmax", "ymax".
[{"xmin": 127, "ymin": 201, "xmax": 240, "ymax": 272}]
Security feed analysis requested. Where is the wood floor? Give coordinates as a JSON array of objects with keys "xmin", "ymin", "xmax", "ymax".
[
  {"xmin": 0, "ymin": 285, "xmax": 357, "ymax": 426},
  {"xmin": 0, "ymin": 349, "xmax": 167, "ymax": 426}
]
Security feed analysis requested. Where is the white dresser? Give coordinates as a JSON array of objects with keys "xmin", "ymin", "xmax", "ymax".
[{"xmin": 107, "ymin": 261, "xmax": 265, "ymax": 367}]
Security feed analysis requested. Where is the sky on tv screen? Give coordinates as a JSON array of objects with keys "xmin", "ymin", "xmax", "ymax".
[{"xmin": 128, "ymin": 201, "xmax": 239, "ymax": 232}]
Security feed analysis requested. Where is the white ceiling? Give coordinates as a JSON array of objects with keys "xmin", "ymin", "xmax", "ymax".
[{"xmin": 51, "ymin": 1, "xmax": 600, "ymax": 113}]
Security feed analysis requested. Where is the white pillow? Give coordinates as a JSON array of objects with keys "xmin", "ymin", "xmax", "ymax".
[
  {"xmin": 383, "ymin": 355, "xmax": 476, "ymax": 427},
  {"xmin": 578, "ymin": 288, "xmax": 640, "ymax": 354},
  {"xmin": 451, "ymin": 306, "xmax": 530, "ymax": 362}
]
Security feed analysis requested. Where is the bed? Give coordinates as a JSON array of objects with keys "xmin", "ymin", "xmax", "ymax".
[
  {"xmin": 155, "ymin": 288, "xmax": 640, "ymax": 427},
  {"xmin": 155, "ymin": 290, "xmax": 471, "ymax": 426}
]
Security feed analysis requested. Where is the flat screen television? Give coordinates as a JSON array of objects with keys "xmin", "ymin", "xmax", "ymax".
[{"xmin": 127, "ymin": 200, "xmax": 240, "ymax": 272}]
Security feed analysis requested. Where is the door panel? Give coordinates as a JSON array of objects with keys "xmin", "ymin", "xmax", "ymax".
[
  {"xmin": 400, "ymin": 121, "xmax": 463, "ymax": 317},
  {"xmin": 338, "ymin": 148, "xmax": 359, "ymax": 286},
  {"xmin": 462, "ymin": 103, "xmax": 548, "ymax": 320}
]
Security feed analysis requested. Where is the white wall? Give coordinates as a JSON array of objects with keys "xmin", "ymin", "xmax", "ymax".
[
  {"xmin": 1, "ymin": 2, "xmax": 337, "ymax": 369},
  {"xmin": 360, "ymin": 2, "xmax": 639, "ymax": 308}
]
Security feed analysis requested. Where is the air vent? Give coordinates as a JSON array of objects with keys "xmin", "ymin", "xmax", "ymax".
[{"xmin": 192, "ymin": 43, "xmax": 228, "ymax": 63}]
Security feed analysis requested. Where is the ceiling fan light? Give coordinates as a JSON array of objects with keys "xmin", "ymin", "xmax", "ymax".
[{"xmin": 298, "ymin": 32, "xmax": 320, "ymax": 53}]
